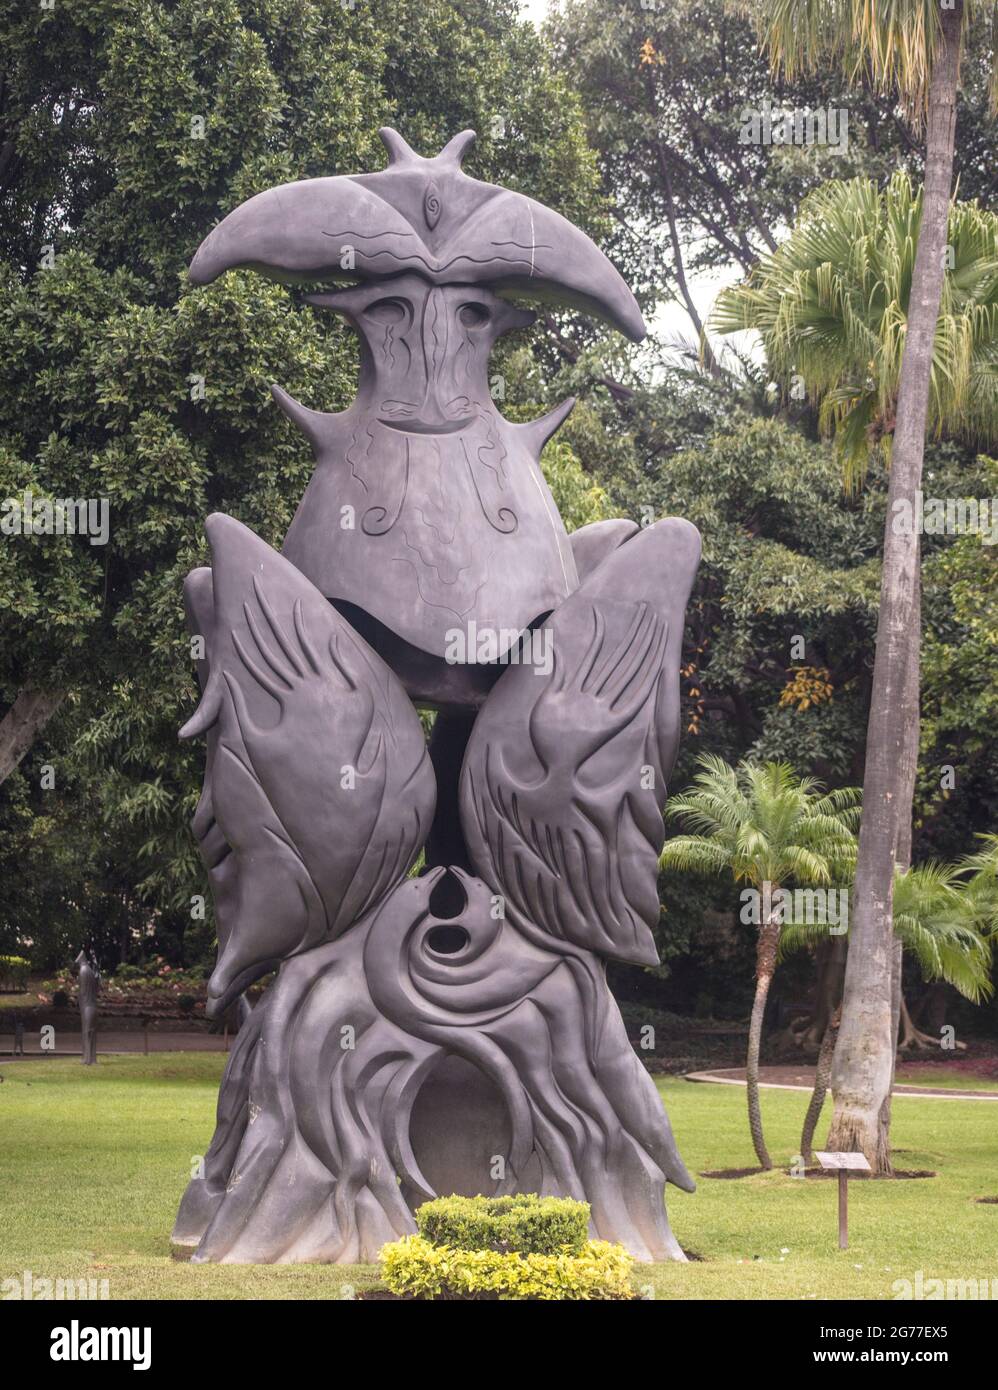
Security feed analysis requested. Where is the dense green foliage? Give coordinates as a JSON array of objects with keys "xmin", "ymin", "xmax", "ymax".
[
  {"xmin": 0, "ymin": 953, "xmax": 30, "ymax": 990},
  {"xmin": 379, "ymin": 1232, "xmax": 635, "ymax": 1300},
  {"xmin": 712, "ymin": 174, "xmax": 998, "ymax": 483},
  {"xmin": 1, "ymin": 0, "xmax": 996, "ymax": 1042},
  {"xmin": 0, "ymin": 0, "xmax": 609, "ymax": 968},
  {"xmin": 414, "ymin": 1194, "xmax": 590, "ymax": 1256}
]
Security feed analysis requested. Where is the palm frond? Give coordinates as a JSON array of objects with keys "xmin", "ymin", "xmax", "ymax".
[
  {"xmin": 893, "ymin": 863, "xmax": 995, "ymax": 1001},
  {"xmin": 730, "ymin": 0, "xmax": 991, "ymax": 124},
  {"xmin": 710, "ymin": 172, "xmax": 998, "ymax": 484}
]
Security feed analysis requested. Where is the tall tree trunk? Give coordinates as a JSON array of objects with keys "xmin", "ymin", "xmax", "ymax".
[
  {"xmin": 746, "ymin": 909, "xmax": 780, "ymax": 1170},
  {"xmin": 801, "ymin": 1004, "xmax": 840, "ymax": 1165},
  {"xmin": 828, "ymin": 3, "xmax": 962, "ymax": 1169},
  {"xmin": 801, "ymin": 932, "xmax": 847, "ymax": 1161},
  {"xmin": 876, "ymin": 937, "xmax": 904, "ymax": 1168},
  {"xmin": 800, "ymin": 933, "xmax": 847, "ymax": 1051},
  {"xmin": 877, "ymin": 555, "xmax": 921, "ymax": 1170},
  {"xmin": 0, "ymin": 687, "xmax": 65, "ymax": 785}
]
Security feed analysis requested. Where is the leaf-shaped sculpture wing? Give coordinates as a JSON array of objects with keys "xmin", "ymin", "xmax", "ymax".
[
  {"xmin": 182, "ymin": 513, "xmax": 436, "ymax": 1014},
  {"xmin": 459, "ymin": 518, "xmax": 700, "ymax": 965}
]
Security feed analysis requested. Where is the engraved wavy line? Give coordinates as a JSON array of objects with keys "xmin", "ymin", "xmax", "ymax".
[{"xmin": 317, "ymin": 244, "xmax": 538, "ymax": 274}]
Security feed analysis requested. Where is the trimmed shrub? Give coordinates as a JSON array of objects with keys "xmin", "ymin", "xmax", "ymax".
[
  {"xmin": 0, "ymin": 955, "xmax": 30, "ymax": 992},
  {"xmin": 416, "ymin": 1194, "xmax": 589, "ymax": 1256},
  {"xmin": 380, "ymin": 1234, "xmax": 634, "ymax": 1301},
  {"xmin": 114, "ymin": 964, "xmax": 145, "ymax": 982},
  {"xmin": 52, "ymin": 990, "xmax": 69, "ymax": 1009}
]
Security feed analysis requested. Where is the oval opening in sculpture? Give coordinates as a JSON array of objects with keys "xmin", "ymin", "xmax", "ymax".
[
  {"xmin": 425, "ymin": 924, "xmax": 470, "ymax": 955},
  {"xmin": 409, "ymin": 1055, "xmax": 513, "ymax": 1200}
]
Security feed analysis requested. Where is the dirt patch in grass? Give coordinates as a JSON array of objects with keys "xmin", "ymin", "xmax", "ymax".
[
  {"xmin": 698, "ymin": 1064, "xmax": 998, "ymax": 1098},
  {"xmin": 804, "ymin": 1168, "xmax": 937, "ymax": 1180}
]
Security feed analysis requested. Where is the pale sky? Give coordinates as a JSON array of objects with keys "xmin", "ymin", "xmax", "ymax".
[
  {"xmin": 514, "ymin": 0, "xmax": 750, "ymax": 370},
  {"xmin": 518, "ymin": 0, "xmax": 554, "ymax": 22}
]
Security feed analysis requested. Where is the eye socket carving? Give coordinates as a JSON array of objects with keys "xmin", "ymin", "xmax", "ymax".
[
  {"xmin": 365, "ymin": 298, "xmax": 407, "ymax": 324},
  {"xmin": 458, "ymin": 302, "xmax": 490, "ymax": 328}
]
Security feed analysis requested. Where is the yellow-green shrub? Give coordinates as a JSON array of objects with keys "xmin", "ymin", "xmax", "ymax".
[
  {"xmin": 0, "ymin": 955, "xmax": 30, "ymax": 991},
  {"xmin": 415, "ymin": 1194, "xmax": 589, "ymax": 1255},
  {"xmin": 380, "ymin": 1234, "xmax": 634, "ymax": 1301}
]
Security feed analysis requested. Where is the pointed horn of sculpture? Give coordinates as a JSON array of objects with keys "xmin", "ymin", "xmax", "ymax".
[
  {"xmin": 512, "ymin": 396, "xmax": 577, "ymax": 453},
  {"xmin": 378, "ymin": 126, "xmax": 420, "ymax": 165},
  {"xmin": 436, "ymin": 128, "xmax": 476, "ymax": 165}
]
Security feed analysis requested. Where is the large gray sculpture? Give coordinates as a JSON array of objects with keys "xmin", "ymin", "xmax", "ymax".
[{"xmin": 172, "ymin": 129, "xmax": 701, "ymax": 1265}]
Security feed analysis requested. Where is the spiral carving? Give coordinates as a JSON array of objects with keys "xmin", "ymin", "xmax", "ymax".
[{"xmin": 423, "ymin": 180, "xmax": 442, "ymax": 229}]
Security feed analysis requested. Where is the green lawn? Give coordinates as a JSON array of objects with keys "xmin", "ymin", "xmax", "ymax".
[
  {"xmin": 0, "ymin": 992, "xmax": 44, "ymax": 1011},
  {"xmin": 1, "ymin": 1053, "xmax": 995, "ymax": 1300},
  {"xmin": 895, "ymin": 1066, "xmax": 998, "ymax": 1093}
]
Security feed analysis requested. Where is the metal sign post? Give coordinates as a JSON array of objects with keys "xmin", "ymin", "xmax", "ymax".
[{"xmin": 815, "ymin": 1150, "xmax": 872, "ymax": 1248}]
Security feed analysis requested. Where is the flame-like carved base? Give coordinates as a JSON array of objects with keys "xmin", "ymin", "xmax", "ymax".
[{"xmin": 172, "ymin": 868, "xmax": 692, "ymax": 1264}]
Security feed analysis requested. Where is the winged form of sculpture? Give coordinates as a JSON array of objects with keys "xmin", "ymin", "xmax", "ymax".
[{"xmin": 172, "ymin": 129, "xmax": 701, "ymax": 1265}]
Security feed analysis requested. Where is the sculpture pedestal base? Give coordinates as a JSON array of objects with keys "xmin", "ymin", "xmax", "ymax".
[{"xmin": 173, "ymin": 869, "xmax": 693, "ymax": 1265}]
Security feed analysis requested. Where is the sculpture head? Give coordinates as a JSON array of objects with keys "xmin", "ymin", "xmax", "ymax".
[
  {"xmin": 73, "ymin": 948, "xmax": 97, "ymax": 983},
  {"xmin": 189, "ymin": 127, "xmax": 645, "ymax": 343}
]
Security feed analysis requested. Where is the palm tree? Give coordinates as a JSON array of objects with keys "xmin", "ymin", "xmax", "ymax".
[
  {"xmin": 784, "ymin": 860, "xmax": 994, "ymax": 1161},
  {"xmin": 728, "ymin": 0, "xmax": 996, "ymax": 1170},
  {"xmin": 954, "ymin": 833, "xmax": 998, "ymax": 934},
  {"xmin": 712, "ymin": 176, "xmax": 998, "ymax": 488},
  {"xmin": 661, "ymin": 755, "xmax": 860, "ymax": 1168}
]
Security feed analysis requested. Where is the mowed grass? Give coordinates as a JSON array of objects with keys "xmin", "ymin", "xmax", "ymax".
[
  {"xmin": 1, "ymin": 1053, "xmax": 996, "ymax": 1300},
  {"xmin": 0, "ymin": 992, "xmax": 45, "ymax": 1011},
  {"xmin": 895, "ymin": 1066, "xmax": 998, "ymax": 1093}
]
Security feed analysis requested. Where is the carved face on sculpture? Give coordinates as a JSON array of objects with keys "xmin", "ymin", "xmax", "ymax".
[{"xmin": 306, "ymin": 274, "xmax": 533, "ymax": 437}]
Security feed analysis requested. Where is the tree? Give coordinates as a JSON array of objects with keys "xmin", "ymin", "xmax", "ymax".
[
  {"xmin": 785, "ymin": 858, "xmax": 995, "ymax": 1160},
  {"xmin": 712, "ymin": 176, "xmax": 998, "ymax": 486},
  {"xmin": 661, "ymin": 754, "xmax": 860, "ymax": 1168},
  {"xmin": 549, "ymin": 0, "xmax": 998, "ymax": 354},
  {"xmin": 919, "ymin": 455, "xmax": 998, "ymax": 852},
  {"xmin": 0, "ymin": 0, "xmax": 611, "ymax": 966},
  {"xmin": 637, "ymin": 414, "xmax": 883, "ymax": 770},
  {"xmin": 733, "ymin": 0, "xmax": 996, "ymax": 1172}
]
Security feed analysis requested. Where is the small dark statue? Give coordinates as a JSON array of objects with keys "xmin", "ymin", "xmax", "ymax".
[
  {"xmin": 173, "ymin": 130, "xmax": 701, "ymax": 1264},
  {"xmin": 73, "ymin": 949, "xmax": 99, "ymax": 1066}
]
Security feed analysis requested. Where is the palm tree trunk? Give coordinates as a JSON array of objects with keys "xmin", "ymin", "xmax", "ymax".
[
  {"xmin": 746, "ymin": 909, "xmax": 780, "ymax": 1170},
  {"xmin": 801, "ymin": 1005, "xmax": 839, "ymax": 1165},
  {"xmin": 0, "ymin": 687, "xmax": 64, "ymax": 785},
  {"xmin": 875, "ymin": 936, "xmax": 903, "ymax": 1171},
  {"xmin": 877, "ymin": 556, "xmax": 920, "ymax": 1170},
  {"xmin": 801, "ymin": 932, "xmax": 847, "ymax": 1051},
  {"xmin": 828, "ymin": 1, "xmax": 963, "ymax": 1170}
]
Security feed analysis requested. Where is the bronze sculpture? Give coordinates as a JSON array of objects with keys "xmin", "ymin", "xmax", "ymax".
[
  {"xmin": 172, "ymin": 129, "xmax": 700, "ymax": 1265},
  {"xmin": 74, "ymin": 948, "xmax": 99, "ymax": 1066}
]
